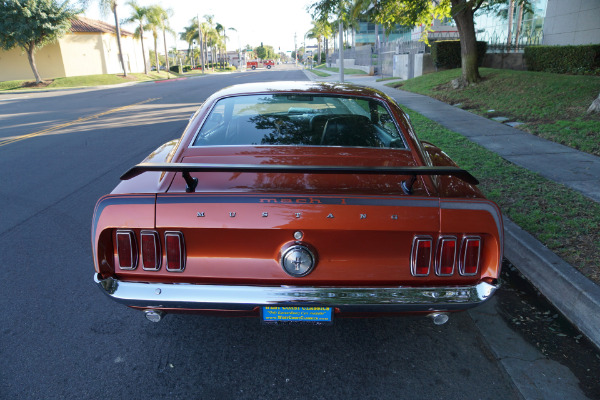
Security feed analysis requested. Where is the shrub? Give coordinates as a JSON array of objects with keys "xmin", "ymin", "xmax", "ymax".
[
  {"xmin": 169, "ymin": 65, "xmax": 181, "ymax": 73},
  {"xmin": 431, "ymin": 40, "xmax": 487, "ymax": 69},
  {"xmin": 525, "ymin": 44, "xmax": 600, "ymax": 75}
]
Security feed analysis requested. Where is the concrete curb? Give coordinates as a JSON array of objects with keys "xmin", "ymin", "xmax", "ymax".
[{"xmin": 504, "ymin": 217, "xmax": 600, "ymax": 350}]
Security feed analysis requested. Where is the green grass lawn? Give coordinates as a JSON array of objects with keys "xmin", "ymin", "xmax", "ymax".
[
  {"xmin": 406, "ymin": 107, "xmax": 600, "ymax": 284},
  {"xmin": 0, "ymin": 71, "xmax": 181, "ymax": 91},
  {"xmin": 309, "ymin": 69, "xmax": 332, "ymax": 77},
  {"xmin": 389, "ymin": 68, "xmax": 600, "ymax": 156},
  {"xmin": 318, "ymin": 66, "xmax": 367, "ymax": 75}
]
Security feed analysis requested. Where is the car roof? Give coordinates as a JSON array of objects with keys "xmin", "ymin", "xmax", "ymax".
[{"xmin": 210, "ymin": 81, "xmax": 389, "ymax": 101}]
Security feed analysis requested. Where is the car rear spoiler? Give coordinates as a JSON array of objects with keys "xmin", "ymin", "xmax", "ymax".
[{"xmin": 121, "ymin": 163, "xmax": 479, "ymax": 194}]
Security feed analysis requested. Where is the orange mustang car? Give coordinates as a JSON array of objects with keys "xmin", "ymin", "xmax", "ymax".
[{"xmin": 93, "ymin": 81, "xmax": 503, "ymax": 324}]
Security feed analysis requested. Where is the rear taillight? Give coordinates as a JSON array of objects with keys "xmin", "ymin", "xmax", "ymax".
[
  {"xmin": 436, "ymin": 236, "xmax": 457, "ymax": 276},
  {"xmin": 141, "ymin": 230, "xmax": 161, "ymax": 271},
  {"xmin": 411, "ymin": 236, "xmax": 432, "ymax": 276},
  {"xmin": 116, "ymin": 230, "xmax": 137, "ymax": 270},
  {"xmin": 460, "ymin": 236, "xmax": 481, "ymax": 276},
  {"xmin": 165, "ymin": 231, "xmax": 185, "ymax": 272}
]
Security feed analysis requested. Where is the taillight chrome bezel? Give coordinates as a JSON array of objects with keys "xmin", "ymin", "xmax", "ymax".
[
  {"xmin": 116, "ymin": 230, "xmax": 138, "ymax": 270},
  {"xmin": 410, "ymin": 235, "xmax": 433, "ymax": 277},
  {"xmin": 459, "ymin": 236, "xmax": 482, "ymax": 276},
  {"xmin": 435, "ymin": 236, "xmax": 457, "ymax": 277},
  {"xmin": 141, "ymin": 230, "xmax": 161, "ymax": 271},
  {"xmin": 165, "ymin": 231, "xmax": 186, "ymax": 272}
]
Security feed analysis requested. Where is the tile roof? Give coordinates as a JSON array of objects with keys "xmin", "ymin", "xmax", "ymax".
[{"xmin": 70, "ymin": 16, "xmax": 134, "ymax": 37}]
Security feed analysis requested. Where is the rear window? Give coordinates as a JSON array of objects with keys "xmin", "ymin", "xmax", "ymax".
[{"xmin": 192, "ymin": 94, "xmax": 407, "ymax": 149}]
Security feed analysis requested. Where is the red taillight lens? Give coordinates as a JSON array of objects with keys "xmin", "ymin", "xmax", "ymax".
[
  {"xmin": 411, "ymin": 236, "xmax": 432, "ymax": 276},
  {"xmin": 141, "ymin": 231, "xmax": 161, "ymax": 271},
  {"xmin": 436, "ymin": 237, "xmax": 457, "ymax": 276},
  {"xmin": 460, "ymin": 236, "xmax": 481, "ymax": 276},
  {"xmin": 116, "ymin": 230, "xmax": 137, "ymax": 270},
  {"xmin": 165, "ymin": 231, "xmax": 185, "ymax": 272}
]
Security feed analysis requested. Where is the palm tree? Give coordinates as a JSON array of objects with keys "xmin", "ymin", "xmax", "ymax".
[
  {"xmin": 203, "ymin": 14, "xmax": 217, "ymax": 71},
  {"xmin": 228, "ymin": 27, "xmax": 237, "ymax": 67},
  {"xmin": 179, "ymin": 24, "xmax": 196, "ymax": 66},
  {"xmin": 145, "ymin": 6, "xmax": 161, "ymax": 72},
  {"xmin": 307, "ymin": 20, "xmax": 331, "ymax": 65},
  {"xmin": 124, "ymin": 1, "xmax": 149, "ymax": 74},
  {"xmin": 155, "ymin": 6, "xmax": 174, "ymax": 73},
  {"xmin": 99, "ymin": 0, "xmax": 127, "ymax": 76},
  {"xmin": 215, "ymin": 22, "xmax": 226, "ymax": 68},
  {"xmin": 196, "ymin": 17, "xmax": 207, "ymax": 73},
  {"xmin": 146, "ymin": 6, "xmax": 174, "ymax": 74}
]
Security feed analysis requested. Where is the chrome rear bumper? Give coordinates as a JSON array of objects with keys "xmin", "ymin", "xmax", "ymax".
[{"xmin": 94, "ymin": 274, "xmax": 497, "ymax": 313}]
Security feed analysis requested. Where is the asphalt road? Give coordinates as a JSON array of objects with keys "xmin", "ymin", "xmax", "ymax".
[{"xmin": 0, "ymin": 67, "xmax": 592, "ymax": 399}]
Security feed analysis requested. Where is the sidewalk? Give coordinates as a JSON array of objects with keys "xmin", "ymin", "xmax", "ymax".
[{"xmin": 304, "ymin": 69, "xmax": 600, "ymax": 350}]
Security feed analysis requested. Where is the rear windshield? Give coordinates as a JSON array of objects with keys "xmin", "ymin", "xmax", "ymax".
[{"xmin": 192, "ymin": 94, "xmax": 407, "ymax": 149}]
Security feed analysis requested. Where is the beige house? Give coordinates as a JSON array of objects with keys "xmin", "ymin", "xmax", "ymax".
[{"xmin": 0, "ymin": 16, "xmax": 147, "ymax": 81}]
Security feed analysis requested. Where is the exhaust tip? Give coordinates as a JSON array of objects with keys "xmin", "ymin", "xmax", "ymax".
[
  {"xmin": 144, "ymin": 309, "xmax": 164, "ymax": 323},
  {"xmin": 428, "ymin": 312, "xmax": 449, "ymax": 325}
]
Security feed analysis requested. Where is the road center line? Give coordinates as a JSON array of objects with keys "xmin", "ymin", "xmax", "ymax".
[{"xmin": 0, "ymin": 97, "xmax": 160, "ymax": 148}]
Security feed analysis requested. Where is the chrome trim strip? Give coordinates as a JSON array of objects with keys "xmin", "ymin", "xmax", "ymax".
[{"xmin": 94, "ymin": 274, "xmax": 497, "ymax": 312}]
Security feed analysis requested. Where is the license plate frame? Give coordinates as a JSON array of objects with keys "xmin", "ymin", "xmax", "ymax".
[{"xmin": 261, "ymin": 306, "xmax": 333, "ymax": 324}]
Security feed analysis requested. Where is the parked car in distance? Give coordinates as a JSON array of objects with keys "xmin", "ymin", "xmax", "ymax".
[{"xmin": 93, "ymin": 81, "xmax": 503, "ymax": 324}]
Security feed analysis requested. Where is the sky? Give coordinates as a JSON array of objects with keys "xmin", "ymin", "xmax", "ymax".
[{"xmin": 83, "ymin": 0, "xmax": 318, "ymax": 54}]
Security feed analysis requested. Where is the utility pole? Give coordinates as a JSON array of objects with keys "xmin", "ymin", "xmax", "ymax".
[{"xmin": 294, "ymin": 32, "xmax": 297, "ymax": 66}]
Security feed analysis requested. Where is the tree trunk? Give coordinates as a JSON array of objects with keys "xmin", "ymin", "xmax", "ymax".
[
  {"xmin": 162, "ymin": 27, "xmax": 170, "ymax": 76},
  {"xmin": 153, "ymin": 35, "xmax": 159, "ymax": 73},
  {"xmin": 25, "ymin": 42, "xmax": 42, "ymax": 83},
  {"xmin": 506, "ymin": 0, "xmax": 514, "ymax": 50},
  {"xmin": 514, "ymin": 3, "xmax": 524, "ymax": 51},
  {"xmin": 451, "ymin": 0, "xmax": 481, "ymax": 85},
  {"xmin": 318, "ymin": 38, "xmax": 322, "ymax": 64},
  {"xmin": 112, "ymin": 2, "xmax": 127, "ymax": 77},
  {"xmin": 140, "ymin": 24, "xmax": 148, "ymax": 75},
  {"xmin": 204, "ymin": 37, "xmax": 209, "ymax": 70},
  {"xmin": 339, "ymin": 18, "xmax": 344, "ymax": 83}
]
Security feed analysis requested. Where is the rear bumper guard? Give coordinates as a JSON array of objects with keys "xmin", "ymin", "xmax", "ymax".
[{"xmin": 94, "ymin": 274, "xmax": 497, "ymax": 313}]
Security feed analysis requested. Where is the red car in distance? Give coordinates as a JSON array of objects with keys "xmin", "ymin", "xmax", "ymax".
[{"xmin": 92, "ymin": 81, "xmax": 503, "ymax": 324}]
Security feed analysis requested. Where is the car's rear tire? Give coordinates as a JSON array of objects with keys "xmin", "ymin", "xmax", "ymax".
[
  {"xmin": 267, "ymin": 65, "xmax": 271, "ymax": 69},
  {"xmin": 251, "ymin": 66, "xmax": 256, "ymax": 70}
]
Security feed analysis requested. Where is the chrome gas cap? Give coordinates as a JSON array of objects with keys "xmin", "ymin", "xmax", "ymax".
[{"xmin": 281, "ymin": 245, "xmax": 315, "ymax": 277}]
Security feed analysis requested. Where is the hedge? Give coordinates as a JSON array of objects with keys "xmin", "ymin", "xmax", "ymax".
[
  {"xmin": 431, "ymin": 40, "xmax": 487, "ymax": 69},
  {"xmin": 169, "ymin": 65, "xmax": 192, "ymax": 73},
  {"xmin": 525, "ymin": 44, "xmax": 600, "ymax": 74}
]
